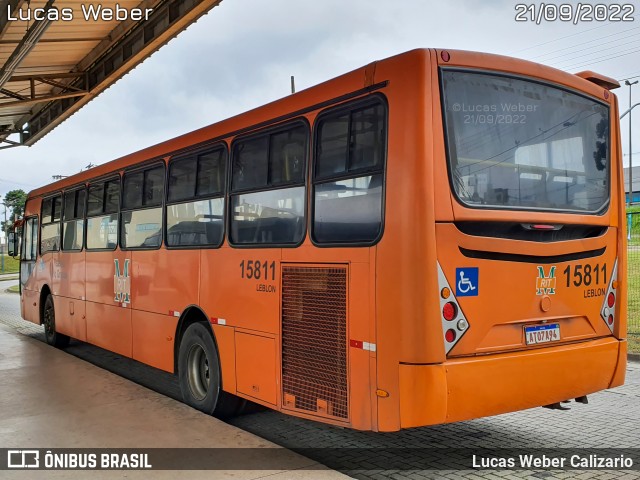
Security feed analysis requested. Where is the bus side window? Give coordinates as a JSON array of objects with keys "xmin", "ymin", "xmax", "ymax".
[
  {"xmin": 22, "ymin": 217, "xmax": 38, "ymax": 261},
  {"xmin": 62, "ymin": 188, "xmax": 86, "ymax": 251},
  {"xmin": 121, "ymin": 165, "xmax": 164, "ymax": 249},
  {"xmin": 313, "ymin": 99, "xmax": 386, "ymax": 244},
  {"xmin": 86, "ymin": 178, "xmax": 120, "ymax": 250},
  {"xmin": 229, "ymin": 123, "xmax": 308, "ymax": 246},
  {"xmin": 40, "ymin": 194, "xmax": 62, "ymax": 253},
  {"xmin": 166, "ymin": 147, "xmax": 226, "ymax": 248}
]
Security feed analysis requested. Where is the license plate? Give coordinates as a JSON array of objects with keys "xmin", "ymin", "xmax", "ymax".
[{"xmin": 524, "ymin": 323, "xmax": 560, "ymax": 345}]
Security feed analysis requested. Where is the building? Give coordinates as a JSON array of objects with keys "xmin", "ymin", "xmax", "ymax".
[{"xmin": 623, "ymin": 166, "xmax": 640, "ymax": 204}]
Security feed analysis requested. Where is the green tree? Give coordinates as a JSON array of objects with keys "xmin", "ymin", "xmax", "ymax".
[
  {"xmin": 1, "ymin": 189, "xmax": 27, "ymax": 234},
  {"xmin": 3, "ymin": 189, "xmax": 27, "ymax": 219}
]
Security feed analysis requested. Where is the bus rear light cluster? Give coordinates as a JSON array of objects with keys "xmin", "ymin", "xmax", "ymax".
[
  {"xmin": 600, "ymin": 259, "xmax": 618, "ymax": 333},
  {"xmin": 437, "ymin": 262, "xmax": 470, "ymax": 354}
]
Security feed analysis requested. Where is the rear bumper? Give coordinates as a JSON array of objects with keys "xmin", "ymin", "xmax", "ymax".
[{"xmin": 398, "ymin": 337, "xmax": 626, "ymax": 429}]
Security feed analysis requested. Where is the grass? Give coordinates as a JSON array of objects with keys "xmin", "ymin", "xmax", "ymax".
[
  {"xmin": 0, "ymin": 255, "xmax": 19, "ymax": 274},
  {"xmin": 6, "ymin": 284, "xmax": 18, "ymax": 294},
  {"xmin": 627, "ymin": 244, "xmax": 640, "ymax": 352}
]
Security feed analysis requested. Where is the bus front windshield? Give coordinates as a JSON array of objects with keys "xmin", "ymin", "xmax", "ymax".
[{"xmin": 441, "ymin": 70, "xmax": 610, "ymax": 213}]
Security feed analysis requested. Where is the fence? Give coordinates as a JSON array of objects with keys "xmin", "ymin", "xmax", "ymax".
[{"xmin": 628, "ymin": 212, "xmax": 640, "ymax": 339}]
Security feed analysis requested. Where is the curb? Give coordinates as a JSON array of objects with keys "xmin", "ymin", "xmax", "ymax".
[{"xmin": 628, "ymin": 354, "xmax": 640, "ymax": 363}]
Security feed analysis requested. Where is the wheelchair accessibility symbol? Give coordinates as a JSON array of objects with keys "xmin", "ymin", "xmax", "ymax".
[{"xmin": 456, "ymin": 267, "xmax": 478, "ymax": 297}]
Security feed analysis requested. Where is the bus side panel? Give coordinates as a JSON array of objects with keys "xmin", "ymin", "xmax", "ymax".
[
  {"xmin": 200, "ymin": 248, "xmax": 281, "ymax": 335},
  {"xmin": 21, "ymin": 259, "xmax": 40, "ymax": 324},
  {"xmin": 372, "ymin": 50, "xmax": 440, "ymax": 431},
  {"xmin": 86, "ymin": 302, "xmax": 132, "ymax": 357},
  {"xmin": 54, "ymin": 251, "xmax": 87, "ymax": 341},
  {"xmin": 348, "ymin": 261, "xmax": 373, "ymax": 431},
  {"xmin": 85, "ymin": 250, "xmax": 132, "ymax": 357},
  {"xmin": 130, "ymin": 249, "xmax": 200, "ymax": 316},
  {"xmin": 211, "ymin": 324, "xmax": 236, "ymax": 393},
  {"xmin": 131, "ymin": 309, "xmax": 177, "ymax": 372},
  {"xmin": 54, "ymin": 297, "xmax": 86, "ymax": 341}
]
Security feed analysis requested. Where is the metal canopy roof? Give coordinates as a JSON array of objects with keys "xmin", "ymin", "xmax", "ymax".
[{"xmin": 0, "ymin": 0, "xmax": 221, "ymax": 149}]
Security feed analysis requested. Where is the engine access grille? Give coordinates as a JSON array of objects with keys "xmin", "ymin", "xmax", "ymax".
[{"xmin": 281, "ymin": 266, "xmax": 348, "ymax": 420}]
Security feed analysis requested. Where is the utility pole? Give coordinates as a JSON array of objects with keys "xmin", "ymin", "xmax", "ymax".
[
  {"xmin": 625, "ymin": 80, "xmax": 638, "ymax": 205},
  {"xmin": 1, "ymin": 200, "xmax": 5, "ymax": 274}
]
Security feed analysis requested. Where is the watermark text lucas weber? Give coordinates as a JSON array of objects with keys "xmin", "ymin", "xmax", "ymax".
[
  {"xmin": 7, "ymin": 3, "xmax": 153, "ymax": 22},
  {"xmin": 473, "ymin": 453, "xmax": 634, "ymax": 469}
]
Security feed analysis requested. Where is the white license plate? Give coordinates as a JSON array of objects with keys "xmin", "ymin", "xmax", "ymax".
[{"xmin": 524, "ymin": 324, "xmax": 560, "ymax": 345}]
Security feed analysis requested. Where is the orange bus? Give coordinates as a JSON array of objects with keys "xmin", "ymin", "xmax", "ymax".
[{"xmin": 13, "ymin": 49, "xmax": 627, "ymax": 431}]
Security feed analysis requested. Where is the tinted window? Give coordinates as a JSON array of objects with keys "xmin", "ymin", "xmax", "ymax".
[
  {"xmin": 269, "ymin": 126, "xmax": 306, "ymax": 185},
  {"xmin": 87, "ymin": 184, "xmax": 103, "ymax": 216},
  {"xmin": 313, "ymin": 99, "xmax": 386, "ymax": 244},
  {"xmin": 41, "ymin": 194, "xmax": 62, "ymax": 253},
  {"xmin": 62, "ymin": 189, "xmax": 86, "ymax": 251},
  {"xmin": 168, "ymin": 158, "xmax": 196, "ymax": 202},
  {"xmin": 316, "ymin": 114, "xmax": 349, "ymax": 178},
  {"xmin": 87, "ymin": 178, "xmax": 120, "ymax": 216},
  {"xmin": 63, "ymin": 189, "xmax": 86, "ymax": 221},
  {"xmin": 230, "ymin": 123, "xmax": 308, "ymax": 245},
  {"xmin": 232, "ymin": 136, "xmax": 268, "ymax": 191},
  {"xmin": 441, "ymin": 70, "xmax": 610, "ymax": 212},
  {"xmin": 145, "ymin": 166, "xmax": 164, "ymax": 206},
  {"xmin": 105, "ymin": 180, "xmax": 120, "ymax": 213},
  {"xmin": 231, "ymin": 187, "xmax": 305, "ymax": 244},
  {"xmin": 315, "ymin": 106, "xmax": 385, "ymax": 180},
  {"xmin": 63, "ymin": 191, "xmax": 76, "ymax": 221},
  {"xmin": 167, "ymin": 199, "xmax": 224, "ymax": 247},
  {"xmin": 123, "ymin": 166, "xmax": 164, "ymax": 209},
  {"xmin": 167, "ymin": 148, "xmax": 226, "ymax": 248},
  {"xmin": 123, "ymin": 172, "xmax": 143, "ymax": 209},
  {"xmin": 196, "ymin": 150, "xmax": 225, "ymax": 196},
  {"xmin": 168, "ymin": 147, "xmax": 225, "ymax": 204},
  {"xmin": 22, "ymin": 217, "xmax": 38, "ymax": 261},
  {"xmin": 41, "ymin": 198, "xmax": 53, "ymax": 224},
  {"xmin": 87, "ymin": 214, "xmax": 118, "ymax": 250},
  {"xmin": 122, "ymin": 165, "xmax": 164, "ymax": 249},
  {"xmin": 121, "ymin": 208, "xmax": 162, "ymax": 248}
]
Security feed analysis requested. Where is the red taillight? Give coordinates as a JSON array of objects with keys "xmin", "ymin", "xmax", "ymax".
[
  {"xmin": 441, "ymin": 50, "xmax": 450, "ymax": 62},
  {"xmin": 445, "ymin": 329, "xmax": 456, "ymax": 342},
  {"xmin": 600, "ymin": 259, "xmax": 618, "ymax": 333},
  {"xmin": 443, "ymin": 302, "xmax": 457, "ymax": 321},
  {"xmin": 531, "ymin": 224, "xmax": 556, "ymax": 230}
]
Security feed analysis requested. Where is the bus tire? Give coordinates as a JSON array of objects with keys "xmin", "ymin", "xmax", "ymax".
[
  {"xmin": 43, "ymin": 294, "xmax": 70, "ymax": 348},
  {"xmin": 178, "ymin": 322, "xmax": 241, "ymax": 418}
]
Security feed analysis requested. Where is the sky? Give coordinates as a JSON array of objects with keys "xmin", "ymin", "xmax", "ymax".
[{"xmin": 1, "ymin": 0, "xmax": 639, "ymax": 201}]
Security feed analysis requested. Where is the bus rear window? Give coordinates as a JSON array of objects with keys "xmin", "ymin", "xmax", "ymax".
[{"xmin": 441, "ymin": 70, "xmax": 610, "ymax": 213}]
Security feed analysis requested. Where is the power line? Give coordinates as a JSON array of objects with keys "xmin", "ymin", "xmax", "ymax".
[
  {"xmin": 533, "ymin": 31, "xmax": 640, "ymax": 64},
  {"xmin": 560, "ymin": 46, "xmax": 640, "ymax": 71},
  {"xmin": 530, "ymin": 26, "xmax": 640, "ymax": 61},
  {"xmin": 510, "ymin": 22, "xmax": 615, "ymax": 55},
  {"xmin": 619, "ymin": 73, "xmax": 640, "ymax": 82}
]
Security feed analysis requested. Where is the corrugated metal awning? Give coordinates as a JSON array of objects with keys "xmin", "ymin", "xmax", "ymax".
[{"xmin": 0, "ymin": 0, "xmax": 221, "ymax": 148}]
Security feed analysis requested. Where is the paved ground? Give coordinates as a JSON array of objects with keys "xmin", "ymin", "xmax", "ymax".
[{"xmin": 0, "ymin": 282, "xmax": 638, "ymax": 479}]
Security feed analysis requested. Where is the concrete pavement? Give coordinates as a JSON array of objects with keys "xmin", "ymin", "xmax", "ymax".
[{"xmin": 0, "ymin": 322, "xmax": 348, "ymax": 479}]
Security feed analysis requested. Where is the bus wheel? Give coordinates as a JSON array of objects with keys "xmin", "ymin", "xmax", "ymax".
[
  {"xmin": 43, "ymin": 295, "xmax": 69, "ymax": 348},
  {"xmin": 178, "ymin": 322, "xmax": 241, "ymax": 418}
]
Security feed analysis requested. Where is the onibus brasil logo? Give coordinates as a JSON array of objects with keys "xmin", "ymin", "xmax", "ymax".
[
  {"xmin": 114, "ymin": 259, "xmax": 131, "ymax": 303},
  {"xmin": 536, "ymin": 265, "xmax": 556, "ymax": 295}
]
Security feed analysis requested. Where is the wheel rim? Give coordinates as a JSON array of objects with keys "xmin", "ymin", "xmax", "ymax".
[
  {"xmin": 187, "ymin": 343, "xmax": 210, "ymax": 401},
  {"xmin": 44, "ymin": 301, "xmax": 54, "ymax": 339}
]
